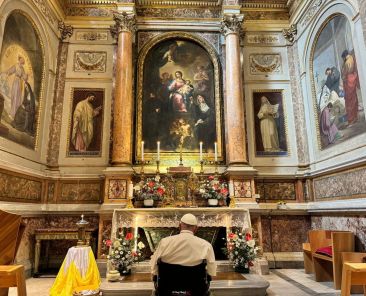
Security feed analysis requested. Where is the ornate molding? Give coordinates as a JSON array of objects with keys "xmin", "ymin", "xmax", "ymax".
[
  {"xmin": 73, "ymin": 51, "xmax": 107, "ymax": 72},
  {"xmin": 110, "ymin": 12, "xmax": 136, "ymax": 39},
  {"xmin": 58, "ymin": 21, "xmax": 73, "ymax": 41},
  {"xmin": 32, "ymin": 0, "xmax": 57, "ymax": 26},
  {"xmin": 75, "ymin": 31, "xmax": 109, "ymax": 41},
  {"xmin": 282, "ymin": 24, "xmax": 297, "ymax": 43},
  {"xmin": 300, "ymin": 0, "xmax": 323, "ymax": 28},
  {"xmin": 246, "ymin": 34, "xmax": 280, "ymax": 45},
  {"xmin": 136, "ymin": 7, "xmax": 221, "ymax": 18},
  {"xmin": 249, "ymin": 54, "xmax": 282, "ymax": 74},
  {"xmin": 221, "ymin": 14, "xmax": 244, "ymax": 36},
  {"xmin": 244, "ymin": 10, "xmax": 289, "ymax": 20}
]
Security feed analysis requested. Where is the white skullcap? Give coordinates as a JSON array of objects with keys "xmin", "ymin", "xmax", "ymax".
[{"xmin": 180, "ymin": 213, "xmax": 198, "ymax": 226}]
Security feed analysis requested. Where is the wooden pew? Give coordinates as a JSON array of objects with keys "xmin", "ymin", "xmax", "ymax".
[
  {"xmin": 309, "ymin": 230, "xmax": 354, "ymax": 290},
  {"xmin": 341, "ymin": 252, "xmax": 366, "ymax": 295}
]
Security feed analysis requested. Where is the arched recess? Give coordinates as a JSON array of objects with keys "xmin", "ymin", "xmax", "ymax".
[
  {"xmin": 0, "ymin": 0, "xmax": 58, "ymax": 165},
  {"xmin": 302, "ymin": 1, "xmax": 366, "ymax": 156},
  {"xmin": 135, "ymin": 32, "xmax": 223, "ymax": 163}
]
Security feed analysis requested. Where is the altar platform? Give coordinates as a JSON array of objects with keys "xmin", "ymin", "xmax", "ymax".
[{"xmin": 100, "ymin": 271, "xmax": 270, "ymax": 296}]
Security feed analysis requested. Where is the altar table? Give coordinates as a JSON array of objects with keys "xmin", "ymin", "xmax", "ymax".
[{"xmin": 50, "ymin": 246, "xmax": 100, "ymax": 296}]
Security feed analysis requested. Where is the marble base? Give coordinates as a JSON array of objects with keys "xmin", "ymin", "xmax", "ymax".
[{"xmin": 100, "ymin": 274, "xmax": 269, "ymax": 296}]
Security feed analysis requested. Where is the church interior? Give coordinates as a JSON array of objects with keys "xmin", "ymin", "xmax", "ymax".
[{"xmin": 1, "ymin": 0, "xmax": 366, "ymax": 295}]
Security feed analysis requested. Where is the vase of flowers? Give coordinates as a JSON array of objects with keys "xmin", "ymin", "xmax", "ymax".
[
  {"xmin": 106, "ymin": 232, "xmax": 145, "ymax": 276},
  {"xmin": 224, "ymin": 231, "xmax": 259, "ymax": 273},
  {"xmin": 134, "ymin": 177, "xmax": 165, "ymax": 207},
  {"xmin": 200, "ymin": 175, "xmax": 229, "ymax": 206}
]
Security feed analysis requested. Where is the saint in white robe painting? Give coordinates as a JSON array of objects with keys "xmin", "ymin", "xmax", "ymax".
[{"xmin": 257, "ymin": 96, "xmax": 280, "ymax": 152}]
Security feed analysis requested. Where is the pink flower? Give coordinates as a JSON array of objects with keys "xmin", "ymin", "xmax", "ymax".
[
  {"xmin": 220, "ymin": 188, "xmax": 228, "ymax": 195},
  {"xmin": 208, "ymin": 175, "xmax": 215, "ymax": 180},
  {"xmin": 148, "ymin": 181, "xmax": 155, "ymax": 188},
  {"xmin": 228, "ymin": 233, "xmax": 235, "ymax": 239},
  {"xmin": 105, "ymin": 239, "xmax": 112, "ymax": 247}
]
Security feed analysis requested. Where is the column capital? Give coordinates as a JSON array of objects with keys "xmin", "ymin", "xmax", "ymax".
[
  {"xmin": 221, "ymin": 14, "xmax": 244, "ymax": 37},
  {"xmin": 110, "ymin": 12, "xmax": 136, "ymax": 39},
  {"xmin": 58, "ymin": 21, "xmax": 73, "ymax": 41},
  {"xmin": 283, "ymin": 24, "xmax": 297, "ymax": 44}
]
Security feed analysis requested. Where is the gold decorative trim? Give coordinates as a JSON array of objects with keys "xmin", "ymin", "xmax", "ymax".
[
  {"xmin": 252, "ymin": 89, "xmax": 291, "ymax": 157},
  {"xmin": 136, "ymin": 32, "xmax": 223, "ymax": 162}
]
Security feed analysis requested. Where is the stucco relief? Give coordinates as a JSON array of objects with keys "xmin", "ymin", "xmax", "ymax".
[
  {"xmin": 245, "ymin": 11, "xmax": 289, "ymax": 21},
  {"xmin": 313, "ymin": 167, "xmax": 366, "ymax": 200},
  {"xmin": 47, "ymin": 43, "xmax": 69, "ymax": 168},
  {"xmin": 300, "ymin": 0, "xmax": 323, "ymax": 29},
  {"xmin": 75, "ymin": 31, "xmax": 109, "ymax": 41},
  {"xmin": 311, "ymin": 216, "xmax": 366, "ymax": 251},
  {"xmin": 136, "ymin": 7, "xmax": 221, "ymax": 18},
  {"xmin": 249, "ymin": 54, "xmax": 282, "ymax": 74},
  {"xmin": 287, "ymin": 44, "xmax": 309, "ymax": 164},
  {"xmin": 233, "ymin": 180, "xmax": 252, "ymax": 198},
  {"xmin": 0, "ymin": 171, "xmax": 42, "ymax": 201},
  {"xmin": 32, "ymin": 0, "xmax": 57, "ymax": 26},
  {"xmin": 60, "ymin": 182, "xmax": 101, "ymax": 202},
  {"xmin": 66, "ymin": 7, "xmax": 112, "ymax": 17},
  {"xmin": 246, "ymin": 34, "xmax": 280, "ymax": 45},
  {"xmin": 73, "ymin": 51, "xmax": 107, "ymax": 72}
]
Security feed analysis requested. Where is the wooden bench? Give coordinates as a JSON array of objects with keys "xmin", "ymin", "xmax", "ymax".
[
  {"xmin": 0, "ymin": 265, "xmax": 27, "ymax": 296},
  {"xmin": 308, "ymin": 230, "xmax": 354, "ymax": 289},
  {"xmin": 341, "ymin": 252, "xmax": 366, "ymax": 295},
  {"xmin": 341, "ymin": 262, "xmax": 366, "ymax": 296},
  {"xmin": 303, "ymin": 242, "xmax": 313, "ymax": 273}
]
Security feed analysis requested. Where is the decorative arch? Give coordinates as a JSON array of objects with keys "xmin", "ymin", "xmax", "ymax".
[
  {"xmin": 0, "ymin": 9, "xmax": 45, "ymax": 149},
  {"xmin": 135, "ymin": 32, "xmax": 223, "ymax": 162}
]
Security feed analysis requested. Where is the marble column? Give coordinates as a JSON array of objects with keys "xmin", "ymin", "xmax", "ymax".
[
  {"xmin": 221, "ymin": 14, "xmax": 247, "ymax": 165},
  {"xmin": 110, "ymin": 12, "xmax": 136, "ymax": 165}
]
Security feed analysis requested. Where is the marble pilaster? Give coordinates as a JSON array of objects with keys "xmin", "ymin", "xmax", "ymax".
[
  {"xmin": 110, "ymin": 12, "xmax": 136, "ymax": 166},
  {"xmin": 221, "ymin": 14, "xmax": 247, "ymax": 165}
]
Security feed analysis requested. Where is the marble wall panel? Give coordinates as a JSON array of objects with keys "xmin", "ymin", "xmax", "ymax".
[
  {"xmin": 359, "ymin": 0, "xmax": 366, "ymax": 46},
  {"xmin": 0, "ymin": 171, "xmax": 42, "ymax": 202},
  {"xmin": 261, "ymin": 215, "xmax": 311, "ymax": 252},
  {"xmin": 256, "ymin": 181, "xmax": 296, "ymax": 201},
  {"xmin": 60, "ymin": 181, "xmax": 102, "ymax": 203},
  {"xmin": 311, "ymin": 215, "xmax": 366, "ymax": 251},
  {"xmin": 287, "ymin": 43, "xmax": 309, "ymax": 165},
  {"xmin": 313, "ymin": 167, "xmax": 366, "ymax": 200}
]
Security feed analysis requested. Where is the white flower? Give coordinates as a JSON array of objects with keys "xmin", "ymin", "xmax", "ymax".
[
  {"xmin": 134, "ymin": 185, "xmax": 141, "ymax": 191},
  {"xmin": 123, "ymin": 242, "xmax": 126, "ymax": 246},
  {"xmin": 138, "ymin": 241, "xmax": 145, "ymax": 249},
  {"xmin": 248, "ymin": 240, "xmax": 255, "ymax": 248},
  {"xmin": 113, "ymin": 241, "xmax": 121, "ymax": 248},
  {"xmin": 120, "ymin": 251, "xmax": 124, "ymax": 255},
  {"xmin": 115, "ymin": 255, "xmax": 120, "ymax": 258}
]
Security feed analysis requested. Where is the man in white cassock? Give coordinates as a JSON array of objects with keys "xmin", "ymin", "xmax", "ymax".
[{"xmin": 150, "ymin": 213, "xmax": 217, "ymax": 277}]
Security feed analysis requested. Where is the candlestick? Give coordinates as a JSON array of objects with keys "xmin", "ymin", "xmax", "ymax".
[
  {"xmin": 157, "ymin": 141, "xmax": 160, "ymax": 161},
  {"xmin": 128, "ymin": 181, "xmax": 133, "ymax": 198},
  {"xmin": 141, "ymin": 141, "xmax": 144, "ymax": 162},
  {"xmin": 214, "ymin": 142, "xmax": 217, "ymax": 162},
  {"xmin": 199, "ymin": 142, "xmax": 203, "ymax": 161},
  {"xmin": 156, "ymin": 160, "xmax": 160, "ymax": 175},
  {"xmin": 229, "ymin": 180, "xmax": 234, "ymax": 196}
]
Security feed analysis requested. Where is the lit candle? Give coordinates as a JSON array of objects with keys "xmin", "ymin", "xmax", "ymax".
[
  {"xmin": 229, "ymin": 180, "xmax": 234, "ymax": 196},
  {"xmin": 128, "ymin": 181, "xmax": 133, "ymax": 198},
  {"xmin": 157, "ymin": 141, "xmax": 160, "ymax": 161},
  {"xmin": 199, "ymin": 142, "xmax": 203, "ymax": 161},
  {"xmin": 141, "ymin": 141, "xmax": 144, "ymax": 162},
  {"xmin": 214, "ymin": 142, "xmax": 217, "ymax": 162}
]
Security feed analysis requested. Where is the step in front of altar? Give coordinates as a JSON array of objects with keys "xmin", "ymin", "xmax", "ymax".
[{"xmin": 100, "ymin": 272, "xmax": 269, "ymax": 296}]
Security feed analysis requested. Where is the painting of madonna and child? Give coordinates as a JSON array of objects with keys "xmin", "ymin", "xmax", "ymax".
[
  {"xmin": 312, "ymin": 14, "xmax": 366, "ymax": 150},
  {"xmin": 0, "ymin": 12, "xmax": 44, "ymax": 149},
  {"xmin": 139, "ymin": 38, "xmax": 222, "ymax": 159}
]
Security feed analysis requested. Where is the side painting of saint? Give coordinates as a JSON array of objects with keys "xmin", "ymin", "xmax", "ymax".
[
  {"xmin": 253, "ymin": 91, "xmax": 288, "ymax": 156},
  {"xmin": 0, "ymin": 11, "xmax": 44, "ymax": 149},
  {"xmin": 67, "ymin": 88, "xmax": 104, "ymax": 157},
  {"xmin": 311, "ymin": 14, "xmax": 365, "ymax": 149},
  {"xmin": 137, "ymin": 36, "xmax": 222, "ymax": 160}
]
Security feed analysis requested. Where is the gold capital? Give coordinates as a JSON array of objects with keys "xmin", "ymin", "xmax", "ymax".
[
  {"xmin": 110, "ymin": 12, "xmax": 136, "ymax": 39},
  {"xmin": 221, "ymin": 14, "xmax": 244, "ymax": 36}
]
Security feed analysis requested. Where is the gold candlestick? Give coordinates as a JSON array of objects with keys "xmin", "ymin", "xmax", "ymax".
[
  {"xmin": 200, "ymin": 160, "xmax": 204, "ymax": 175},
  {"xmin": 156, "ymin": 160, "xmax": 160, "ymax": 175}
]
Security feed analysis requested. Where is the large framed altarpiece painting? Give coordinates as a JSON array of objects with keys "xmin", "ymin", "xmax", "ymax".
[{"xmin": 136, "ymin": 33, "xmax": 223, "ymax": 162}]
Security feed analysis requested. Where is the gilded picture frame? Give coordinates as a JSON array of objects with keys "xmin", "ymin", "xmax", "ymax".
[{"xmin": 136, "ymin": 32, "xmax": 223, "ymax": 164}]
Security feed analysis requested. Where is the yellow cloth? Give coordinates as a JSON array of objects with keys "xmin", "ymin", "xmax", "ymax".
[{"xmin": 50, "ymin": 247, "xmax": 100, "ymax": 296}]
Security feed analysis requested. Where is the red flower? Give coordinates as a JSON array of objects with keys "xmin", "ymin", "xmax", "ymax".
[
  {"xmin": 228, "ymin": 233, "xmax": 235, "ymax": 239},
  {"xmin": 125, "ymin": 233, "xmax": 134, "ymax": 240},
  {"xmin": 249, "ymin": 261, "xmax": 254, "ymax": 267},
  {"xmin": 105, "ymin": 239, "xmax": 112, "ymax": 247},
  {"xmin": 220, "ymin": 188, "xmax": 228, "ymax": 195},
  {"xmin": 157, "ymin": 187, "xmax": 165, "ymax": 195},
  {"xmin": 148, "ymin": 181, "xmax": 155, "ymax": 188},
  {"xmin": 208, "ymin": 175, "xmax": 215, "ymax": 180},
  {"xmin": 132, "ymin": 251, "xmax": 138, "ymax": 257},
  {"xmin": 245, "ymin": 233, "xmax": 252, "ymax": 241}
]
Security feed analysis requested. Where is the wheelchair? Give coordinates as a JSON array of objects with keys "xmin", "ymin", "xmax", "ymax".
[{"xmin": 153, "ymin": 259, "xmax": 211, "ymax": 296}]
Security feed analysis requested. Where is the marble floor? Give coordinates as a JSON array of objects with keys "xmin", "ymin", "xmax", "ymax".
[{"xmin": 9, "ymin": 269, "xmax": 363, "ymax": 296}]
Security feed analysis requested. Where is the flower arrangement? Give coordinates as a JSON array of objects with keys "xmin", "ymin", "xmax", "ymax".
[
  {"xmin": 106, "ymin": 232, "xmax": 145, "ymax": 275},
  {"xmin": 133, "ymin": 177, "xmax": 166, "ymax": 200},
  {"xmin": 200, "ymin": 176, "xmax": 229, "ymax": 200},
  {"xmin": 224, "ymin": 231, "xmax": 259, "ymax": 272}
]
